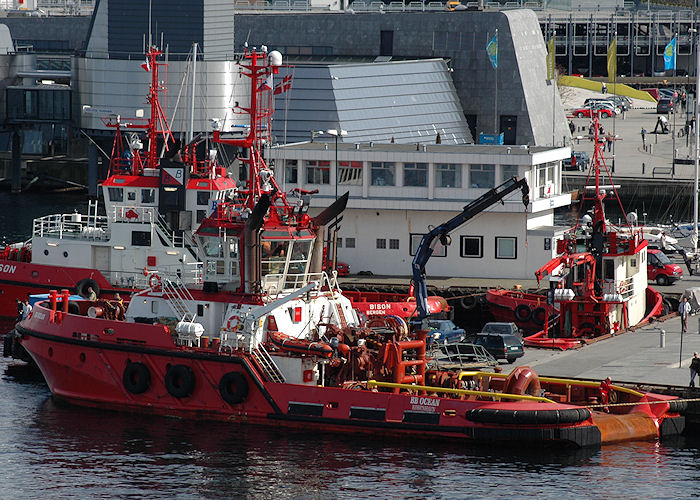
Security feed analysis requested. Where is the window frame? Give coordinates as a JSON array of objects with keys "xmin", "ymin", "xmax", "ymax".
[
  {"xmin": 460, "ymin": 235, "xmax": 483, "ymax": 258},
  {"xmin": 495, "ymin": 236, "xmax": 517, "ymax": 259}
]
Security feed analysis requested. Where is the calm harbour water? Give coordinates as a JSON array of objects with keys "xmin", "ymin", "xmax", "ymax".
[{"xmin": 2, "ymin": 191, "xmax": 700, "ymax": 498}]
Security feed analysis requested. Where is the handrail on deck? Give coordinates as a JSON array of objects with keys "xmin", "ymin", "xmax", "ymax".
[
  {"xmin": 457, "ymin": 371, "xmax": 645, "ymax": 398},
  {"xmin": 366, "ymin": 380, "xmax": 555, "ymax": 403}
]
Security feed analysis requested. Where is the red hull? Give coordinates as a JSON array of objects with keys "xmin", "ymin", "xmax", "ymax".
[
  {"xmin": 485, "ymin": 289, "xmax": 555, "ymax": 333},
  {"xmin": 523, "ymin": 287, "xmax": 666, "ymax": 350},
  {"xmin": 14, "ymin": 302, "xmax": 684, "ymax": 448},
  {"xmin": 0, "ymin": 259, "xmax": 128, "ymax": 319}
]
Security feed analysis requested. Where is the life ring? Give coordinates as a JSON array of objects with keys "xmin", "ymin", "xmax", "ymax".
[
  {"xmin": 164, "ymin": 364, "xmax": 195, "ymax": 398},
  {"xmin": 75, "ymin": 278, "xmax": 100, "ymax": 299},
  {"xmin": 122, "ymin": 361, "xmax": 151, "ymax": 394},
  {"xmin": 504, "ymin": 366, "xmax": 541, "ymax": 397},
  {"xmin": 514, "ymin": 304, "xmax": 532, "ymax": 322},
  {"xmin": 149, "ymin": 274, "xmax": 162, "ymax": 289},
  {"xmin": 218, "ymin": 372, "xmax": 248, "ymax": 404},
  {"xmin": 461, "ymin": 295, "xmax": 478, "ymax": 310},
  {"xmin": 226, "ymin": 315, "xmax": 241, "ymax": 331},
  {"xmin": 531, "ymin": 307, "xmax": 547, "ymax": 326}
]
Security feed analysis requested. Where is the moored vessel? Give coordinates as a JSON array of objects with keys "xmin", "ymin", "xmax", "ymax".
[{"xmin": 11, "ymin": 59, "xmax": 686, "ymax": 446}]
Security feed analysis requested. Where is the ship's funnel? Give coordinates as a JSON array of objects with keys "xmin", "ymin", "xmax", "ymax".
[
  {"xmin": 312, "ymin": 192, "xmax": 349, "ymax": 227},
  {"xmin": 246, "ymin": 193, "xmax": 271, "ymax": 232}
]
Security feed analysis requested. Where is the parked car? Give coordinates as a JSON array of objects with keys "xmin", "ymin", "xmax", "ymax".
[
  {"xmin": 656, "ymin": 98, "xmax": 674, "ymax": 114},
  {"xmin": 647, "ymin": 248, "xmax": 683, "ymax": 286},
  {"xmin": 572, "ymin": 106, "xmax": 613, "ymax": 118},
  {"xmin": 481, "ymin": 321, "xmax": 523, "ymax": 340},
  {"xmin": 470, "ymin": 333, "xmax": 525, "ymax": 364},
  {"xmin": 584, "ymin": 98, "xmax": 624, "ymax": 112},
  {"xmin": 563, "ymin": 151, "xmax": 590, "ymax": 171},
  {"xmin": 426, "ymin": 319, "xmax": 466, "ymax": 345},
  {"xmin": 609, "ymin": 95, "xmax": 631, "ymax": 111},
  {"xmin": 658, "ymin": 88, "xmax": 678, "ymax": 101}
]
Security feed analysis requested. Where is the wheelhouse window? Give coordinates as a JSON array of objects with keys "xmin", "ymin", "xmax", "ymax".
[
  {"xmin": 403, "ymin": 162, "xmax": 427, "ymax": 187},
  {"xmin": 495, "ymin": 236, "xmax": 517, "ymax": 259},
  {"xmin": 410, "ymin": 233, "xmax": 446, "ymax": 257},
  {"xmin": 262, "ymin": 240, "xmax": 289, "ymax": 275},
  {"xmin": 371, "ymin": 162, "xmax": 395, "ymax": 186},
  {"xmin": 287, "ymin": 239, "xmax": 312, "ymax": 276},
  {"xmin": 131, "ymin": 231, "xmax": 151, "ymax": 246},
  {"xmin": 470, "ymin": 164, "xmax": 495, "ymax": 188},
  {"xmin": 197, "ymin": 191, "xmax": 209, "ymax": 206},
  {"xmin": 108, "ymin": 187, "xmax": 123, "ymax": 202},
  {"xmin": 338, "ymin": 160, "xmax": 363, "ymax": 186},
  {"xmin": 306, "ymin": 160, "xmax": 330, "ymax": 184},
  {"xmin": 285, "ymin": 159, "xmax": 298, "ymax": 184},
  {"xmin": 460, "ymin": 236, "xmax": 483, "ymax": 258},
  {"xmin": 436, "ymin": 163, "xmax": 461, "ymax": 188},
  {"xmin": 141, "ymin": 189, "xmax": 156, "ymax": 204}
]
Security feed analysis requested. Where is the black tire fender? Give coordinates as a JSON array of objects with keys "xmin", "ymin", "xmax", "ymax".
[
  {"xmin": 531, "ymin": 307, "xmax": 547, "ymax": 326},
  {"xmin": 122, "ymin": 361, "xmax": 151, "ymax": 394},
  {"xmin": 75, "ymin": 278, "xmax": 100, "ymax": 299},
  {"xmin": 165, "ymin": 364, "xmax": 195, "ymax": 398},
  {"xmin": 219, "ymin": 372, "xmax": 249, "ymax": 405},
  {"xmin": 514, "ymin": 304, "xmax": 532, "ymax": 322}
]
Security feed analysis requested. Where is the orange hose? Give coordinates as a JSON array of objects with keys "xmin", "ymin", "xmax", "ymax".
[{"xmin": 593, "ymin": 411, "xmax": 658, "ymax": 444}]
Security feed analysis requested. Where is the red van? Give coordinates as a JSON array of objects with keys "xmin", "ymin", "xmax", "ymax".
[
  {"xmin": 641, "ymin": 88, "xmax": 660, "ymax": 101},
  {"xmin": 647, "ymin": 249, "xmax": 683, "ymax": 285}
]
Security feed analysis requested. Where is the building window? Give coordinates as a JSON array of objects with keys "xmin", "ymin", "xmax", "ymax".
[
  {"xmin": 345, "ymin": 237, "xmax": 356, "ymax": 248},
  {"xmin": 306, "ymin": 160, "xmax": 330, "ymax": 184},
  {"xmin": 338, "ymin": 161, "xmax": 363, "ymax": 186},
  {"xmin": 376, "ymin": 238, "xmax": 387, "ymax": 249},
  {"xmin": 410, "ymin": 233, "xmax": 446, "ymax": 257},
  {"xmin": 371, "ymin": 162, "xmax": 395, "ymax": 186},
  {"xmin": 460, "ymin": 236, "xmax": 483, "ymax": 258},
  {"xmin": 495, "ymin": 236, "xmax": 517, "ymax": 259},
  {"xmin": 470, "ymin": 164, "xmax": 495, "ymax": 188},
  {"xmin": 502, "ymin": 164, "xmax": 519, "ymax": 181},
  {"xmin": 285, "ymin": 159, "xmax": 298, "ymax": 184},
  {"xmin": 389, "ymin": 239, "xmax": 399, "ymax": 249},
  {"xmin": 403, "ymin": 162, "xmax": 428, "ymax": 187},
  {"xmin": 436, "ymin": 163, "xmax": 461, "ymax": 188}
]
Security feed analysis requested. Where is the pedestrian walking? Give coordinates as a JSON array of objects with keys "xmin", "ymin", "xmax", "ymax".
[
  {"xmin": 641, "ymin": 127, "xmax": 646, "ymax": 146},
  {"xmin": 606, "ymin": 135, "xmax": 613, "ymax": 152},
  {"xmin": 690, "ymin": 352, "xmax": 700, "ymax": 387},
  {"xmin": 679, "ymin": 296, "xmax": 692, "ymax": 334}
]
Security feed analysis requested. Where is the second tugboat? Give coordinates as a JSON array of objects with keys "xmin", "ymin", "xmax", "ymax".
[
  {"xmin": 12, "ymin": 49, "xmax": 685, "ymax": 448},
  {"xmin": 488, "ymin": 114, "xmax": 664, "ymax": 349}
]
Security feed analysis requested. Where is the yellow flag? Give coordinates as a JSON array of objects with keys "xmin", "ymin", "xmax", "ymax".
[
  {"xmin": 607, "ymin": 37, "xmax": 617, "ymax": 83},
  {"xmin": 546, "ymin": 36, "xmax": 555, "ymax": 81}
]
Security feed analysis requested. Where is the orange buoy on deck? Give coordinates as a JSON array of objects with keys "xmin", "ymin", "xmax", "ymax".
[{"xmin": 592, "ymin": 411, "xmax": 658, "ymax": 444}]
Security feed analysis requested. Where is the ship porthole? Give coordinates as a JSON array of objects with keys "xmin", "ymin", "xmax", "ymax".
[
  {"xmin": 164, "ymin": 364, "xmax": 195, "ymax": 398},
  {"xmin": 63, "ymin": 251, "xmax": 68, "ymax": 258},
  {"xmin": 123, "ymin": 361, "xmax": 151, "ymax": 395},
  {"xmin": 44, "ymin": 250, "xmax": 49, "ymax": 256},
  {"xmin": 219, "ymin": 372, "xmax": 249, "ymax": 405}
]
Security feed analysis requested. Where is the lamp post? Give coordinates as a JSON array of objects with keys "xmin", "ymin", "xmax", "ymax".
[{"xmin": 326, "ymin": 128, "xmax": 347, "ymax": 200}]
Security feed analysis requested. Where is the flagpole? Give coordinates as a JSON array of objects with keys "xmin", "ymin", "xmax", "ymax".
[{"xmin": 494, "ymin": 29, "xmax": 498, "ymax": 135}]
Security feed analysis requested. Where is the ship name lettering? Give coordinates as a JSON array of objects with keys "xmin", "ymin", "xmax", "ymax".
[{"xmin": 1, "ymin": 265, "xmax": 16, "ymax": 274}]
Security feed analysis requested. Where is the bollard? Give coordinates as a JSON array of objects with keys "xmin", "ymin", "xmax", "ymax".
[{"xmin": 660, "ymin": 329, "xmax": 666, "ymax": 348}]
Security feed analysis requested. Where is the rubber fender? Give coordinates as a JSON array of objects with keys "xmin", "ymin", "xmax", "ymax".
[{"xmin": 164, "ymin": 364, "xmax": 196, "ymax": 398}]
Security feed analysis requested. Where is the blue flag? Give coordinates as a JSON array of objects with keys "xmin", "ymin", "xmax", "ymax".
[
  {"xmin": 664, "ymin": 37, "xmax": 676, "ymax": 71},
  {"xmin": 486, "ymin": 32, "xmax": 498, "ymax": 69}
]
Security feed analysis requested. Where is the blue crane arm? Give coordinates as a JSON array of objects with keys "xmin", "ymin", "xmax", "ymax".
[{"xmin": 411, "ymin": 176, "xmax": 530, "ymax": 321}]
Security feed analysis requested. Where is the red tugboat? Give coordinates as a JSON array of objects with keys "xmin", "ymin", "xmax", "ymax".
[
  {"xmin": 12, "ymin": 50, "xmax": 684, "ymax": 448},
  {"xmin": 488, "ymin": 115, "xmax": 663, "ymax": 350},
  {"xmin": 0, "ymin": 46, "xmax": 237, "ymax": 319}
]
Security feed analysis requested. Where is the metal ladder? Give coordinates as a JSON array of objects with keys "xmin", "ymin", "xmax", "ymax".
[
  {"xmin": 252, "ymin": 344, "xmax": 286, "ymax": 383},
  {"xmin": 160, "ymin": 275, "xmax": 196, "ymax": 323}
]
